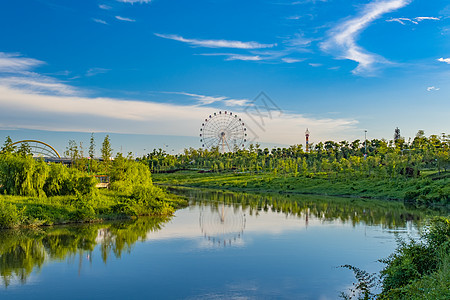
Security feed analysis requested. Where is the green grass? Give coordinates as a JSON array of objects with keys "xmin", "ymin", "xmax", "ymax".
[
  {"xmin": 153, "ymin": 170, "xmax": 450, "ymax": 207},
  {"xmin": 0, "ymin": 189, "xmax": 187, "ymax": 229}
]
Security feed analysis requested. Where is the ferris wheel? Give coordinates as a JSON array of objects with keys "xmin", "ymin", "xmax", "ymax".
[{"xmin": 200, "ymin": 111, "xmax": 247, "ymax": 152}]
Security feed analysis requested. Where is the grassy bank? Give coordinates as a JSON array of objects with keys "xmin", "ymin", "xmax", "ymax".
[
  {"xmin": 341, "ymin": 217, "xmax": 450, "ymax": 299},
  {"xmin": 0, "ymin": 152, "xmax": 188, "ymax": 229},
  {"xmin": 153, "ymin": 170, "xmax": 450, "ymax": 207},
  {"xmin": 0, "ymin": 189, "xmax": 187, "ymax": 228}
]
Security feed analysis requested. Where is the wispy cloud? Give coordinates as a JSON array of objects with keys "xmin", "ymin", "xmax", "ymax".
[
  {"xmin": 386, "ymin": 16, "xmax": 440, "ymax": 25},
  {"xmin": 92, "ymin": 18, "xmax": 108, "ymax": 25},
  {"xmin": 282, "ymin": 58, "xmax": 303, "ymax": 63},
  {"xmin": 174, "ymin": 92, "xmax": 227, "ymax": 105},
  {"xmin": 321, "ymin": 0, "xmax": 411, "ymax": 75},
  {"xmin": 0, "ymin": 83, "xmax": 358, "ymax": 144},
  {"xmin": 437, "ymin": 57, "xmax": 450, "ymax": 64},
  {"xmin": 199, "ymin": 53, "xmax": 266, "ymax": 61},
  {"xmin": 223, "ymin": 99, "xmax": 250, "ymax": 107},
  {"xmin": 99, "ymin": 4, "xmax": 112, "ymax": 10},
  {"xmin": 0, "ymin": 53, "xmax": 74, "ymax": 95},
  {"xmin": 309, "ymin": 63, "xmax": 322, "ymax": 67},
  {"xmin": 427, "ymin": 86, "xmax": 440, "ymax": 91},
  {"xmin": 416, "ymin": 17, "xmax": 440, "ymax": 21},
  {"xmin": 115, "ymin": 16, "xmax": 136, "ymax": 22},
  {"xmin": 117, "ymin": 0, "xmax": 152, "ymax": 3},
  {"xmin": 226, "ymin": 54, "xmax": 262, "ymax": 61},
  {"xmin": 86, "ymin": 68, "xmax": 110, "ymax": 77},
  {"xmin": 283, "ymin": 33, "xmax": 313, "ymax": 49},
  {"xmin": 154, "ymin": 33, "xmax": 276, "ymax": 49},
  {"xmin": 286, "ymin": 16, "xmax": 302, "ymax": 20},
  {"xmin": 169, "ymin": 92, "xmax": 251, "ymax": 107},
  {"xmin": 0, "ymin": 52, "xmax": 44, "ymax": 73},
  {"xmin": 1, "ymin": 76, "xmax": 77, "ymax": 96}
]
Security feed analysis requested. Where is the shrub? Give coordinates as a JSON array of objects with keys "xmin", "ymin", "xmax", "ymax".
[{"xmin": 0, "ymin": 201, "xmax": 26, "ymax": 228}]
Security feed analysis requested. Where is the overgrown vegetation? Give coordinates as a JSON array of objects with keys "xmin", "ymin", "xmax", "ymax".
[
  {"xmin": 0, "ymin": 137, "xmax": 186, "ymax": 228},
  {"xmin": 340, "ymin": 217, "xmax": 450, "ymax": 299},
  {"xmin": 146, "ymin": 131, "xmax": 449, "ymax": 206},
  {"xmin": 154, "ymin": 170, "xmax": 449, "ymax": 207}
]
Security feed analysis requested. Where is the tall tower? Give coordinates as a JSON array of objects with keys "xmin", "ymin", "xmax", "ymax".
[{"xmin": 305, "ymin": 128, "xmax": 310, "ymax": 153}]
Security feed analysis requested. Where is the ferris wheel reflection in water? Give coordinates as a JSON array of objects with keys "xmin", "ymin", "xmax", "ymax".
[{"xmin": 199, "ymin": 203, "xmax": 246, "ymax": 247}]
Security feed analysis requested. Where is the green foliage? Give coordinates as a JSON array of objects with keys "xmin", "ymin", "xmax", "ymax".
[
  {"xmin": 0, "ymin": 201, "xmax": 26, "ymax": 228},
  {"xmin": 1, "ymin": 136, "xmax": 16, "ymax": 154},
  {"xmin": 109, "ymin": 154, "xmax": 153, "ymax": 195},
  {"xmin": 0, "ymin": 152, "xmax": 184, "ymax": 227},
  {"xmin": 341, "ymin": 217, "xmax": 450, "ymax": 299},
  {"xmin": 153, "ymin": 170, "xmax": 449, "ymax": 208},
  {"xmin": 101, "ymin": 135, "xmax": 112, "ymax": 167},
  {"xmin": 89, "ymin": 133, "xmax": 95, "ymax": 159},
  {"xmin": 143, "ymin": 133, "xmax": 449, "ymax": 206},
  {"xmin": 339, "ymin": 265, "xmax": 377, "ymax": 300},
  {"xmin": 0, "ymin": 153, "xmax": 96, "ymax": 198},
  {"xmin": 0, "ymin": 153, "xmax": 48, "ymax": 197}
]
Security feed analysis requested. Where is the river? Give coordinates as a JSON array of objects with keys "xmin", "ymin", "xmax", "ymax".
[{"xmin": 0, "ymin": 187, "xmax": 444, "ymax": 299}]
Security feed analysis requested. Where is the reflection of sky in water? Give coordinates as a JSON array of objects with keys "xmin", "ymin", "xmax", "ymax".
[{"xmin": 1, "ymin": 196, "xmax": 426, "ymax": 299}]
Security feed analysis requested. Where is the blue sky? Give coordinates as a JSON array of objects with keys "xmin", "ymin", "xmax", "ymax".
[{"xmin": 0, "ymin": 0, "xmax": 449, "ymax": 155}]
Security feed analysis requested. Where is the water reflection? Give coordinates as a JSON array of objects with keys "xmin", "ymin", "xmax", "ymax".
[
  {"xmin": 199, "ymin": 203, "xmax": 246, "ymax": 247},
  {"xmin": 0, "ymin": 187, "xmax": 444, "ymax": 290},
  {"xmin": 0, "ymin": 217, "xmax": 169, "ymax": 287},
  {"xmin": 170, "ymin": 187, "xmax": 442, "ymax": 229}
]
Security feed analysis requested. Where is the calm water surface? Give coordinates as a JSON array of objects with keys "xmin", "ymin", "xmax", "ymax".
[{"xmin": 0, "ymin": 188, "xmax": 443, "ymax": 299}]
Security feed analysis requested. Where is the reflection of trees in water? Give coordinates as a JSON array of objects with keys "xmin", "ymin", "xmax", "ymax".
[
  {"xmin": 0, "ymin": 217, "xmax": 169, "ymax": 287},
  {"xmin": 172, "ymin": 187, "xmax": 441, "ymax": 229}
]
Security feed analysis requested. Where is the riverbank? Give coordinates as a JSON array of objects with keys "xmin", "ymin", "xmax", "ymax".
[
  {"xmin": 153, "ymin": 170, "xmax": 450, "ymax": 208},
  {"xmin": 0, "ymin": 189, "xmax": 187, "ymax": 229}
]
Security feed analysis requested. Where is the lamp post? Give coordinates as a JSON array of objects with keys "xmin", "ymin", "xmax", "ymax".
[
  {"xmin": 305, "ymin": 128, "xmax": 310, "ymax": 153},
  {"xmin": 364, "ymin": 130, "xmax": 367, "ymax": 158}
]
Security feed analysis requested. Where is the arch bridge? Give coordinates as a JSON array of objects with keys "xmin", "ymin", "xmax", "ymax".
[{"xmin": 10, "ymin": 140, "xmax": 61, "ymax": 159}]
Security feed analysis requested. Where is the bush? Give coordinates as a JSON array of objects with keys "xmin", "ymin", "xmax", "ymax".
[
  {"xmin": 109, "ymin": 156, "xmax": 153, "ymax": 195},
  {"xmin": 0, "ymin": 201, "xmax": 26, "ymax": 228},
  {"xmin": 379, "ymin": 217, "xmax": 450, "ymax": 297}
]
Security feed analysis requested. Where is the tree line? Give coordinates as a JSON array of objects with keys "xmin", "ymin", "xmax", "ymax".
[{"xmin": 141, "ymin": 131, "xmax": 450, "ymax": 180}]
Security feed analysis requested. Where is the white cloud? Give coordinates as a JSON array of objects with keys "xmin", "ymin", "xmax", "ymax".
[
  {"xmin": 199, "ymin": 53, "xmax": 266, "ymax": 62},
  {"xmin": 386, "ymin": 17, "xmax": 416, "ymax": 25},
  {"xmin": 0, "ymin": 52, "xmax": 44, "ymax": 73},
  {"xmin": 309, "ymin": 63, "xmax": 322, "ymax": 67},
  {"xmin": 0, "ymin": 83, "xmax": 358, "ymax": 144},
  {"xmin": 427, "ymin": 86, "xmax": 440, "ymax": 91},
  {"xmin": 223, "ymin": 99, "xmax": 251, "ymax": 107},
  {"xmin": 1, "ymin": 76, "xmax": 77, "ymax": 96},
  {"xmin": 0, "ymin": 52, "xmax": 359, "ymax": 145},
  {"xmin": 86, "ymin": 67, "xmax": 110, "ymax": 77},
  {"xmin": 386, "ymin": 16, "xmax": 439, "ymax": 25},
  {"xmin": 284, "ymin": 33, "xmax": 313, "ymax": 48},
  {"xmin": 226, "ymin": 54, "xmax": 262, "ymax": 61},
  {"xmin": 99, "ymin": 4, "xmax": 112, "ymax": 10},
  {"xmin": 171, "ymin": 92, "xmax": 251, "ymax": 107},
  {"xmin": 92, "ymin": 18, "xmax": 108, "ymax": 25},
  {"xmin": 175, "ymin": 92, "xmax": 227, "ymax": 105},
  {"xmin": 321, "ymin": 0, "xmax": 411, "ymax": 75},
  {"xmin": 115, "ymin": 16, "xmax": 136, "ymax": 22},
  {"xmin": 282, "ymin": 58, "xmax": 303, "ymax": 63},
  {"xmin": 415, "ymin": 17, "xmax": 440, "ymax": 21},
  {"xmin": 437, "ymin": 57, "xmax": 450, "ymax": 64},
  {"xmin": 117, "ymin": 0, "xmax": 152, "ymax": 3},
  {"xmin": 154, "ymin": 33, "xmax": 276, "ymax": 49}
]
